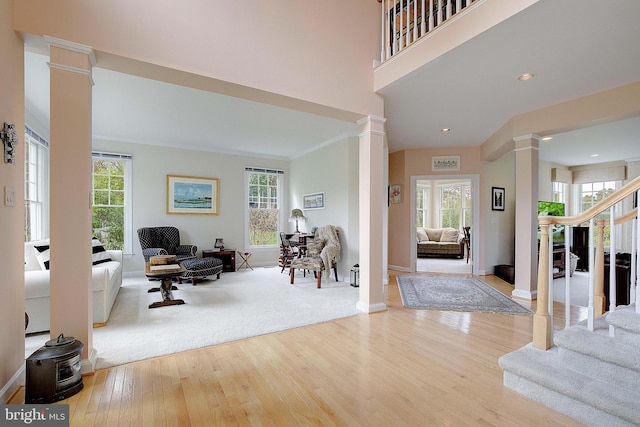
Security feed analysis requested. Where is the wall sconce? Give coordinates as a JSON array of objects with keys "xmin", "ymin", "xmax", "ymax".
[
  {"xmin": 350, "ymin": 264, "xmax": 359, "ymax": 288},
  {"xmin": 1, "ymin": 122, "xmax": 18, "ymax": 165},
  {"xmin": 214, "ymin": 238, "xmax": 225, "ymax": 250}
]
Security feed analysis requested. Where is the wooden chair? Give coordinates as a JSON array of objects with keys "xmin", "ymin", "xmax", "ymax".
[
  {"xmin": 279, "ymin": 232, "xmax": 298, "ymax": 273},
  {"xmin": 463, "ymin": 226, "xmax": 471, "ymax": 263}
]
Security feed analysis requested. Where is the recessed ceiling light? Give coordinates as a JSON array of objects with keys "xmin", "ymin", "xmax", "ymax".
[
  {"xmin": 590, "ymin": 154, "xmax": 600, "ymax": 157},
  {"xmin": 441, "ymin": 128, "xmax": 451, "ymax": 132},
  {"xmin": 517, "ymin": 73, "xmax": 535, "ymax": 81},
  {"xmin": 541, "ymin": 136, "xmax": 553, "ymax": 141}
]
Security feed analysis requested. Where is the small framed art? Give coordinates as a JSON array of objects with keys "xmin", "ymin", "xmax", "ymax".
[
  {"xmin": 491, "ymin": 186, "xmax": 505, "ymax": 211},
  {"xmin": 303, "ymin": 192, "xmax": 325, "ymax": 210}
]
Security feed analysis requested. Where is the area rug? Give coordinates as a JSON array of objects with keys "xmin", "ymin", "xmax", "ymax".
[
  {"xmin": 396, "ymin": 275, "xmax": 532, "ymax": 314},
  {"xmin": 25, "ymin": 267, "xmax": 359, "ymax": 369}
]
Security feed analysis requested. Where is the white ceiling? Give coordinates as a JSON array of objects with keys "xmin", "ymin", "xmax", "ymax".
[{"xmin": 24, "ymin": 0, "xmax": 640, "ymax": 166}]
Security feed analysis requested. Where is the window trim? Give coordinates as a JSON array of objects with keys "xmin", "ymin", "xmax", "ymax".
[
  {"xmin": 244, "ymin": 167, "xmax": 284, "ymax": 249},
  {"xmin": 24, "ymin": 126, "xmax": 49, "ymax": 242},
  {"xmin": 92, "ymin": 152, "xmax": 133, "ymax": 254}
]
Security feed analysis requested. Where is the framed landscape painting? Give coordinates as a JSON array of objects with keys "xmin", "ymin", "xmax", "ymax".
[
  {"xmin": 167, "ymin": 175, "xmax": 219, "ymax": 214},
  {"xmin": 303, "ymin": 192, "xmax": 325, "ymax": 210}
]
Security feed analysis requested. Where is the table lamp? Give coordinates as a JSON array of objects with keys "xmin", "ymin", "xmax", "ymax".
[{"xmin": 288, "ymin": 209, "xmax": 306, "ymax": 233}]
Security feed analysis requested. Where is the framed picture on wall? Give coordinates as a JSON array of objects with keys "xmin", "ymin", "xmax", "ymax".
[
  {"xmin": 167, "ymin": 175, "xmax": 219, "ymax": 214},
  {"xmin": 432, "ymin": 155, "xmax": 460, "ymax": 171},
  {"xmin": 303, "ymin": 192, "xmax": 325, "ymax": 210},
  {"xmin": 491, "ymin": 186, "xmax": 505, "ymax": 211}
]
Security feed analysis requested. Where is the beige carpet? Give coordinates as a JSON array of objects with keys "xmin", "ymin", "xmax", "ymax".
[{"xmin": 26, "ymin": 267, "xmax": 360, "ymax": 369}]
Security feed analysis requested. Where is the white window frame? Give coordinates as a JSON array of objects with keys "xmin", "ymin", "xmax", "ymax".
[
  {"xmin": 24, "ymin": 126, "xmax": 49, "ymax": 242},
  {"xmin": 92, "ymin": 152, "xmax": 133, "ymax": 254},
  {"xmin": 244, "ymin": 167, "xmax": 284, "ymax": 249}
]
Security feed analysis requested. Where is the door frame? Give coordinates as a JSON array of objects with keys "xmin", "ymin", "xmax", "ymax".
[{"xmin": 410, "ymin": 174, "xmax": 479, "ymax": 275}]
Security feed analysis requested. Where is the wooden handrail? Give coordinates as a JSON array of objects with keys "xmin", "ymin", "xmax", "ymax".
[
  {"xmin": 538, "ymin": 175, "xmax": 640, "ymax": 227},
  {"xmin": 533, "ymin": 175, "xmax": 640, "ymax": 350}
]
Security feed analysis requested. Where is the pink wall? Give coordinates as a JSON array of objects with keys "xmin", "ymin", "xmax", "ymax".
[
  {"xmin": 0, "ymin": 0, "xmax": 25, "ymax": 400},
  {"xmin": 388, "ymin": 146, "xmax": 482, "ymax": 270},
  {"xmin": 15, "ymin": 0, "xmax": 384, "ymax": 119}
]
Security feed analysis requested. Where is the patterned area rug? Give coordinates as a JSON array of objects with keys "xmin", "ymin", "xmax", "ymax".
[{"xmin": 397, "ymin": 275, "xmax": 532, "ymax": 314}]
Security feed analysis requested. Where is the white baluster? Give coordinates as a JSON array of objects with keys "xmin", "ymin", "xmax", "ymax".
[
  {"xmin": 588, "ymin": 218, "xmax": 595, "ymax": 331},
  {"xmin": 457, "ymin": 0, "xmax": 462, "ymax": 13},
  {"xmin": 437, "ymin": 0, "xmax": 442, "ymax": 26},
  {"xmin": 413, "ymin": 0, "xmax": 418, "ymax": 42},
  {"xmin": 631, "ymin": 216, "xmax": 637, "ymax": 306},
  {"xmin": 381, "ymin": 0, "xmax": 386, "ymax": 62},
  {"xmin": 446, "ymin": 0, "xmax": 452, "ymax": 20},
  {"xmin": 429, "ymin": 0, "xmax": 434, "ymax": 30},
  {"xmin": 565, "ymin": 226, "xmax": 571, "ymax": 328},
  {"xmin": 609, "ymin": 205, "xmax": 616, "ymax": 337},
  {"xmin": 548, "ymin": 223, "xmax": 554, "ymax": 332},
  {"xmin": 421, "ymin": 0, "xmax": 426, "ymax": 35}
]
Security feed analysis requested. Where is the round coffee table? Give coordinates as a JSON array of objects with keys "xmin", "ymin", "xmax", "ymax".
[{"xmin": 145, "ymin": 263, "xmax": 186, "ymax": 309}]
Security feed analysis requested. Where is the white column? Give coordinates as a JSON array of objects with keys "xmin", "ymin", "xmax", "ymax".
[
  {"xmin": 46, "ymin": 36, "xmax": 96, "ymax": 372},
  {"xmin": 357, "ymin": 115, "xmax": 387, "ymax": 313},
  {"xmin": 512, "ymin": 134, "xmax": 539, "ymax": 301}
]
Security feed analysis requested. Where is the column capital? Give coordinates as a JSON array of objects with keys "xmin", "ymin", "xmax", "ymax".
[{"xmin": 44, "ymin": 36, "xmax": 96, "ymax": 66}]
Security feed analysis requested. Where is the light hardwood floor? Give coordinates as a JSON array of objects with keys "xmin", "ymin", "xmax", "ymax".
[{"xmin": 12, "ymin": 272, "xmax": 586, "ymax": 426}]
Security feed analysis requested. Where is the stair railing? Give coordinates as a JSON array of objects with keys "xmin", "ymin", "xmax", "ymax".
[
  {"xmin": 533, "ymin": 175, "xmax": 640, "ymax": 350},
  {"xmin": 380, "ymin": 0, "xmax": 479, "ymax": 61}
]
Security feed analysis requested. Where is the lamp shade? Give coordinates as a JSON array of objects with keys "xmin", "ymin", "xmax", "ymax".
[{"xmin": 288, "ymin": 209, "xmax": 305, "ymax": 222}]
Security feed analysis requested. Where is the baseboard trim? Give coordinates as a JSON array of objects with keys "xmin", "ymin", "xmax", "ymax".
[
  {"xmin": 81, "ymin": 347, "xmax": 97, "ymax": 375},
  {"xmin": 356, "ymin": 301, "xmax": 387, "ymax": 313},
  {"xmin": 512, "ymin": 288, "xmax": 536, "ymax": 301},
  {"xmin": 1, "ymin": 364, "xmax": 24, "ymax": 404},
  {"xmin": 389, "ymin": 264, "xmax": 410, "ymax": 272}
]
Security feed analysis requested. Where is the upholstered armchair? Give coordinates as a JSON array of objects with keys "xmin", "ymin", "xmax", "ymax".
[
  {"xmin": 137, "ymin": 226, "xmax": 197, "ymax": 262},
  {"xmin": 289, "ymin": 225, "xmax": 340, "ymax": 288}
]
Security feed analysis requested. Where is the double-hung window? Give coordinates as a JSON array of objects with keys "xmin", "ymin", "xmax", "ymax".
[
  {"xmin": 24, "ymin": 126, "xmax": 49, "ymax": 241},
  {"xmin": 92, "ymin": 152, "xmax": 132, "ymax": 253},
  {"xmin": 245, "ymin": 167, "xmax": 284, "ymax": 248},
  {"xmin": 439, "ymin": 183, "xmax": 471, "ymax": 229},
  {"xmin": 580, "ymin": 180, "xmax": 619, "ymax": 247}
]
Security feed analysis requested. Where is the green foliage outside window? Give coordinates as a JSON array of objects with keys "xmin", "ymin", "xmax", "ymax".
[
  {"xmin": 248, "ymin": 172, "xmax": 280, "ymax": 246},
  {"xmin": 92, "ymin": 159, "xmax": 125, "ymax": 250}
]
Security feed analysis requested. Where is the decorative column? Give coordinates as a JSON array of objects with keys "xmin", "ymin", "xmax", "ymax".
[
  {"xmin": 512, "ymin": 134, "xmax": 539, "ymax": 301},
  {"xmin": 357, "ymin": 115, "xmax": 387, "ymax": 313},
  {"xmin": 46, "ymin": 36, "xmax": 96, "ymax": 372}
]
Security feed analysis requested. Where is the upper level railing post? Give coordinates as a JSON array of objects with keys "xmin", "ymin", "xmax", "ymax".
[{"xmin": 533, "ymin": 219, "xmax": 552, "ymax": 350}]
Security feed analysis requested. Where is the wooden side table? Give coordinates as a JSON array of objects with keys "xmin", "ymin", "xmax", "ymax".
[{"xmin": 203, "ymin": 249, "xmax": 236, "ymax": 272}]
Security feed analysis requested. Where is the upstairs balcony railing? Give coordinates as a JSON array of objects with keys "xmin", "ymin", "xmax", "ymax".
[
  {"xmin": 534, "ymin": 175, "xmax": 640, "ymax": 350},
  {"xmin": 380, "ymin": 0, "xmax": 479, "ymax": 62}
]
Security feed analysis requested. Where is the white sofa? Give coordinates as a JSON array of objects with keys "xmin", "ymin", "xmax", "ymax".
[{"xmin": 24, "ymin": 239, "xmax": 123, "ymax": 334}]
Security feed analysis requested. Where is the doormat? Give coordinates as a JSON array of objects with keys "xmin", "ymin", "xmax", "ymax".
[{"xmin": 396, "ymin": 275, "xmax": 532, "ymax": 314}]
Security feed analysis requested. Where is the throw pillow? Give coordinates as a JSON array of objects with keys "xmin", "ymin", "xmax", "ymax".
[
  {"xmin": 416, "ymin": 228, "xmax": 429, "ymax": 242},
  {"xmin": 92, "ymin": 238, "xmax": 112, "ymax": 265},
  {"xmin": 441, "ymin": 229, "xmax": 459, "ymax": 242},
  {"xmin": 34, "ymin": 244, "xmax": 51, "ymax": 270}
]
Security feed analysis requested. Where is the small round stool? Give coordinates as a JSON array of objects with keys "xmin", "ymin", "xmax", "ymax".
[{"xmin": 179, "ymin": 257, "xmax": 223, "ymax": 284}]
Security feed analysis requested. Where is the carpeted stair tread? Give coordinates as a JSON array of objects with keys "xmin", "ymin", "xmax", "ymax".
[
  {"xmin": 499, "ymin": 344, "xmax": 640, "ymax": 426},
  {"xmin": 553, "ymin": 323, "xmax": 640, "ymax": 374},
  {"xmin": 606, "ymin": 305, "xmax": 640, "ymax": 334}
]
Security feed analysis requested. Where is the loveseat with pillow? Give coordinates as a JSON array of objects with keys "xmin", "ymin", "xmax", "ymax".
[
  {"xmin": 416, "ymin": 227, "xmax": 465, "ymax": 258},
  {"xmin": 24, "ymin": 239, "xmax": 123, "ymax": 334}
]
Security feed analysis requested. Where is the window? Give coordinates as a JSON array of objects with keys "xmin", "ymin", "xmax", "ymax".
[
  {"xmin": 416, "ymin": 184, "xmax": 429, "ymax": 228},
  {"xmin": 439, "ymin": 183, "xmax": 471, "ymax": 229},
  {"xmin": 24, "ymin": 126, "xmax": 49, "ymax": 242},
  {"xmin": 580, "ymin": 180, "xmax": 619, "ymax": 247},
  {"xmin": 92, "ymin": 152, "xmax": 132, "ymax": 252},
  {"xmin": 245, "ymin": 168, "xmax": 284, "ymax": 247},
  {"xmin": 552, "ymin": 181, "xmax": 566, "ymax": 204}
]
